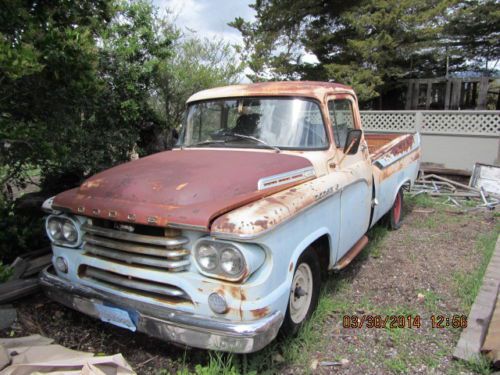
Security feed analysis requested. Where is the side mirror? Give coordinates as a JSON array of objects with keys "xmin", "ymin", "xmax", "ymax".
[{"xmin": 344, "ymin": 129, "xmax": 362, "ymax": 154}]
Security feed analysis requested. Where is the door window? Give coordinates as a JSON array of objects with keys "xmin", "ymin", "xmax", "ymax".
[{"xmin": 328, "ymin": 99, "xmax": 355, "ymax": 148}]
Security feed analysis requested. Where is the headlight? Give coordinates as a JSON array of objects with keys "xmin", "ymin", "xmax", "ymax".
[
  {"xmin": 220, "ymin": 247, "xmax": 244, "ymax": 276},
  {"xmin": 47, "ymin": 219, "xmax": 63, "ymax": 240},
  {"xmin": 62, "ymin": 221, "xmax": 78, "ymax": 242},
  {"xmin": 45, "ymin": 215, "xmax": 82, "ymax": 248},
  {"xmin": 193, "ymin": 239, "xmax": 265, "ymax": 282},
  {"xmin": 197, "ymin": 244, "xmax": 218, "ymax": 271}
]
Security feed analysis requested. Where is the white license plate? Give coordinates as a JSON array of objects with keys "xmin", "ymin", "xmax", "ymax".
[{"xmin": 95, "ymin": 304, "xmax": 136, "ymax": 331}]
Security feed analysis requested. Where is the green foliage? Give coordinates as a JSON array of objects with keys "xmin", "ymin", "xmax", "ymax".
[
  {"xmin": 231, "ymin": 0, "xmax": 499, "ymax": 101},
  {"xmin": 0, "ymin": 261, "xmax": 12, "ymax": 283},
  {"xmin": 0, "ymin": 0, "xmax": 244, "ymax": 261},
  {"xmin": 155, "ymin": 36, "xmax": 244, "ymax": 131},
  {"xmin": 0, "ymin": 196, "xmax": 47, "ymax": 263}
]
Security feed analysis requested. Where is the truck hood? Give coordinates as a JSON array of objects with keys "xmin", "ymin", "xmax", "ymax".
[{"xmin": 53, "ymin": 149, "xmax": 315, "ymax": 229}]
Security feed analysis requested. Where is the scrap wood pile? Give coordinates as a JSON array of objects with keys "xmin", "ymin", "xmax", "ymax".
[
  {"xmin": 0, "ymin": 247, "xmax": 51, "ymax": 305},
  {"xmin": 411, "ymin": 171, "xmax": 500, "ymax": 211}
]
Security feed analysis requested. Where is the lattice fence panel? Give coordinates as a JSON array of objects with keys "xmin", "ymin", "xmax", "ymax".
[
  {"xmin": 361, "ymin": 111, "xmax": 500, "ymax": 136},
  {"xmin": 361, "ymin": 112, "xmax": 416, "ymax": 133},
  {"xmin": 421, "ymin": 112, "xmax": 499, "ymax": 136}
]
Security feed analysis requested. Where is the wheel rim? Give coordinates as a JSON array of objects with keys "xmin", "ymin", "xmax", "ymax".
[
  {"xmin": 394, "ymin": 192, "xmax": 402, "ymax": 223},
  {"xmin": 290, "ymin": 263, "xmax": 314, "ymax": 324}
]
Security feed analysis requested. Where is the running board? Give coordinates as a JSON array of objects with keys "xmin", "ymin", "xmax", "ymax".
[{"xmin": 333, "ymin": 235, "xmax": 369, "ymax": 271}]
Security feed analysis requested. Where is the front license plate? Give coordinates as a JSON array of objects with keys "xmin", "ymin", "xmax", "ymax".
[{"xmin": 95, "ymin": 304, "xmax": 136, "ymax": 331}]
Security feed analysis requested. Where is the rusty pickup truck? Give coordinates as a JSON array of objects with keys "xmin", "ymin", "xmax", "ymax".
[{"xmin": 40, "ymin": 81, "xmax": 421, "ymax": 353}]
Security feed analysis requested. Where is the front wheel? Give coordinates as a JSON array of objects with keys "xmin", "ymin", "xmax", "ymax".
[
  {"xmin": 281, "ymin": 249, "xmax": 321, "ymax": 336},
  {"xmin": 388, "ymin": 188, "xmax": 404, "ymax": 230}
]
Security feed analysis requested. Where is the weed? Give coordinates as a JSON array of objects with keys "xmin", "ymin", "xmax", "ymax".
[
  {"xmin": 384, "ymin": 357, "xmax": 408, "ymax": 373},
  {"xmin": 452, "ymin": 355, "xmax": 493, "ymax": 375},
  {"xmin": 164, "ymin": 352, "xmax": 243, "ymax": 375},
  {"xmin": 360, "ymin": 225, "xmax": 388, "ymax": 259},
  {"xmin": 454, "ymin": 224, "xmax": 500, "ymax": 310},
  {"xmin": 418, "ymin": 289, "xmax": 441, "ymax": 311}
]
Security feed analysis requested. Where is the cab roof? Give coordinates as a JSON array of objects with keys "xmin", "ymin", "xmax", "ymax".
[{"xmin": 187, "ymin": 81, "xmax": 355, "ymax": 103}]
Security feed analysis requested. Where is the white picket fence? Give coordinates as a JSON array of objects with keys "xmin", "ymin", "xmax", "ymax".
[{"xmin": 360, "ymin": 110, "xmax": 500, "ymax": 172}]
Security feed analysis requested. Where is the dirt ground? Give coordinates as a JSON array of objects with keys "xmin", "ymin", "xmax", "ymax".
[{"xmin": 2, "ymin": 196, "xmax": 498, "ymax": 374}]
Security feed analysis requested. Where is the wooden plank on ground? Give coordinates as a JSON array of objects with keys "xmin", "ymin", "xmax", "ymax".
[
  {"xmin": 482, "ymin": 292, "xmax": 500, "ymax": 368},
  {"xmin": 0, "ymin": 279, "xmax": 40, "ymax": 304},
  {"xmin": 454, "ymin": 235, "xmax": 500, "ymax": 360}
]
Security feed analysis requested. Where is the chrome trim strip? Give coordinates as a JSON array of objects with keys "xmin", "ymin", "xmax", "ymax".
[
  {"xmin": 257, "ymin": 167, "xmax": 316, "ymax": 190},
  {"xmin": 83, "ymin": 234, "xmax": 189, "ymax": 258},
  {"xmin": 40, "ymin": 266, "xmax": 283, "ymax": 353},
  {"xmin": 82, "ymin": 223, "xmax": 188, "ymax": 248},
  {"xmin": 82, "ymin": 267, "xmax": 187, "ymax": 298},
  {"xmin": 84, "ymin": 243, "xmax": 190, "ymax": 269}
]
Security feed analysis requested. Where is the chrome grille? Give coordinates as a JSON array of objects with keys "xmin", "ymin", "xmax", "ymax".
[
  {"xmin": 81, "ymin": 223, "xmax": 190, "ymax": 272},
  {"xmin": 79, "ymin": 265, "xmax": 190, "ymax": 303}
]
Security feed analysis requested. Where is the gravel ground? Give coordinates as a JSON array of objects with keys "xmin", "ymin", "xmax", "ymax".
[{"xmin": 2, "ymin": 197, "xmax": 498, "ymax": 374}]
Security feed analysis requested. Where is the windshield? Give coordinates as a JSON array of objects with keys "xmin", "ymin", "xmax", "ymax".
[{"xmin": 180, "ymin": 98, "xmax": 328, "ymax": 149}]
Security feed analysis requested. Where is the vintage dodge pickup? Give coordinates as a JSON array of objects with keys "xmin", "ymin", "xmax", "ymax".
[{"xmin": 40, "ymin": 81, "xmax": 421, "ymax": 353}]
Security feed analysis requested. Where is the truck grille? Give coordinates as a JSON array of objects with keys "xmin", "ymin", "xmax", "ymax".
[
  {"xmin": 79, "ymin": 265, "xmax": 190, "ymax": 303},
  {"xmin": 79, "ymin": 221, "xmax": 192, "ymax": 304},
  {"xmin": 81, "ymin": 222, "xmax": 190, "ymax": 272}
]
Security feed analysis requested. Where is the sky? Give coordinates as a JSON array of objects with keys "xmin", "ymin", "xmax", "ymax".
[{"xmin": 152, "ymin": 0, "xmax": 256, "ymax": 45}]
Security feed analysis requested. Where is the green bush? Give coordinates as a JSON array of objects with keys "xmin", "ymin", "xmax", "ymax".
[{"xmin": 0, "ymin": 196, "xmax": 47, "ymax": 264}]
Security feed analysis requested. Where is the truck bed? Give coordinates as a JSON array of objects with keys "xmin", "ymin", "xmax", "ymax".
[{"xmin": 365, "ymin": 133, "xmax": 420, "ymax": 169}]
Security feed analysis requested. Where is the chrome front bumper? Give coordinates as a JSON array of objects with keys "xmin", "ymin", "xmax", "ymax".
[{"xmin": 39, "ymin": 266, "xmax": 283, "ymax": 353}]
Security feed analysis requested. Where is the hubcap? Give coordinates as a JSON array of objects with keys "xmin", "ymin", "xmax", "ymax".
[{"xmin": 290, "ymin": 263, "xmax": 313, "ymax": 324}]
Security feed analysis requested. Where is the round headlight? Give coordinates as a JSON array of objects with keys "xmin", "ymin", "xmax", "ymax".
[
  {"xmin": 62, "ymin": 220, "xmax": 78, "ymax": 243},
  {"xmin": 47, "ymin": 218, "xmax": 63, "ymax": 240},
  {"xmin": 197, "ymin": 244, "xmax": 218, "ymax": 271},
  {"xmin": 220, "ymin": 247, "xmax": 244, "ymax": 276}
]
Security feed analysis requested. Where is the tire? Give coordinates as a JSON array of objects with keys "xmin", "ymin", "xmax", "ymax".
[
  {"xmin": 388, "ymin": 188, "xmax": 404, "ymax": 230},
  {"xmin": 281, "ymin": 249, "xmax": 321, "ymax": 337}
]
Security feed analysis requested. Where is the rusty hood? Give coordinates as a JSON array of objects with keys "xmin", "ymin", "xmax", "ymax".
[{"xmin": 52, "ymin": 149, "xmax": 314, "ymax": 230}]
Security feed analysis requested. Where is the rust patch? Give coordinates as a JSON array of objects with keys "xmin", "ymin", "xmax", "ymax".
[
  {"xmin": 378, "ymin": 149, "xmax": 421, "ymax": 182},
  {"xmin": 253, "ymin": 219, "xmax": 269, "ymax": 230},
  {"xmin": 251, "ymin": 307, "xmax": 270, "ymax": 319},
  {"xmin": 289, "ymin": 262, "xmax": 294, "ymax": 272},
  {"xmin": 81, "ymin": 178, "xmax": 104, "ymax": 189},
  {"xmin": 188, "ymin": 81, "xmax": 354, "ymax": 103}
]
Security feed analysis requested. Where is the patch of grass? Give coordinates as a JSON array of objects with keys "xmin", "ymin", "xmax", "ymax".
[
  {"xmin": 162, "ymin": 352, "xmax": 243, "ymax": 375},
  {"xmin": 451, "ymin": 355, "xmax": 493, "ymax": 375},
  {"xmin": 454, "ymin": 224, "xmax": 500, "ymax": 310},
  {"xmin": 384, "ymin": 357, "xmax": 408, "ymax": 374},
  {"xmin": 360, "ymin": 225, "xmax": 388, "ymax": 259},
  {"xmin": 406, "ymin": 193, "xmax": 438, "ymax": 209},
  {"xmin": 418, "ymin": 289, "xmax": 441, "ymax": 312}
]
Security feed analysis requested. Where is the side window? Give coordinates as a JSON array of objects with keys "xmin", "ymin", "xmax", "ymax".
[{"xmin": 327, "ymin": 99, "xmax": 355, "ymax": 148}]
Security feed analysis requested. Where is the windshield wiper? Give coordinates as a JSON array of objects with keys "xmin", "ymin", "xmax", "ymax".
[
  {"xmin": 230, "ymin": 133, "xmax": 281, "ymax": 153},
  {"xmin": 190, "ymin": 139, "xmax": 226, "ymax": 147}
]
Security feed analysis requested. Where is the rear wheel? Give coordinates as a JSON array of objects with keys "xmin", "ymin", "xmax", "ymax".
[
  {"xmin": 388, "ymin": 188, "xmax": 404, "ymax": 230},
  {"xmin": 281, "ymin": 249, "xmax": 321, "ymax": 336}
]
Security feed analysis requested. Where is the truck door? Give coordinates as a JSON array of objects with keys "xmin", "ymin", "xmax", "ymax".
[{"xmin": 327, "ymin": 97, "xmax": 373, "ymax": 260}]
